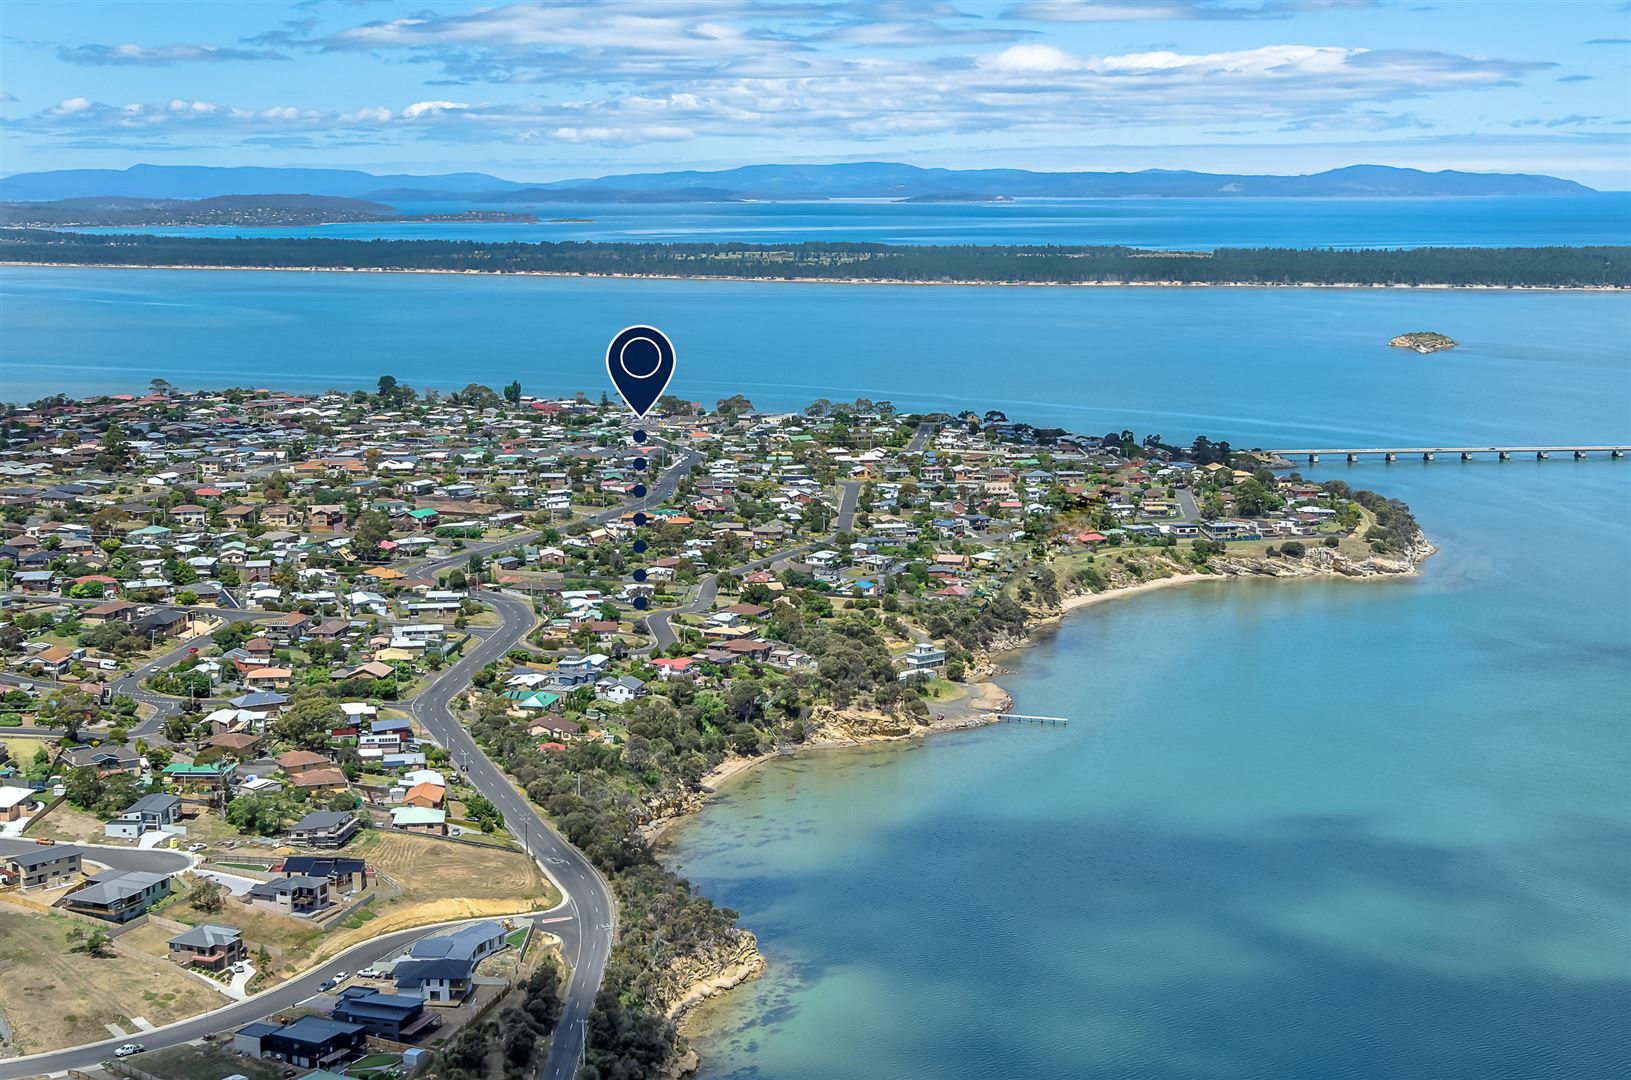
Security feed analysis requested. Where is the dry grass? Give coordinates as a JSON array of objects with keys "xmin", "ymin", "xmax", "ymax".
[
  {"xmin": 323, "ymin": 829, "xmax": 558, "ymax": 953},
  {"xmin": 162, "ymin": 831, "xmax": 558, "ymax": 977},
  {"xmin": 29, "ymin": 800, "xmax": 119, "ymax": 845},
  {"xmin": 0, "ymin": 906, "xmax": 229, "ymax": 1056}
]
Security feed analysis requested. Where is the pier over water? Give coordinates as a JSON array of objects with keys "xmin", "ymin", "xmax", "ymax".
[{"xmin": 1267, "ymin": 445, "xmax": 1629, "ymax": 464}]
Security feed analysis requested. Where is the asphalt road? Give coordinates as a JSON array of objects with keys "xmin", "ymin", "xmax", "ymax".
[
  {"xmin": 0, "ymin": 838, "xmax": 191, "ymax": 875},
  {"xmin": 0, "ymin": 442, "xmax": 701, "ymax": 1080},
  {"xmin": 408, "ymin": 588, "xmax": 614, "ymax": 1080},
  {"xmin": 641, "ymin": 479, "xmax": 859, "ymax": 652},
  {"xmin": 906, "ymin": 421, "xmax": 938, "ymax": 453}
]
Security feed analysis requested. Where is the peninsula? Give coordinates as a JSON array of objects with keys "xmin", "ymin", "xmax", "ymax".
[
  {"xmin": 0, "ymin": 383, "xmax": 1431, "ymax": 1079},
  {"xmin": 3, "ymin": 229, "xmax": 1626, "ymax": 288}
]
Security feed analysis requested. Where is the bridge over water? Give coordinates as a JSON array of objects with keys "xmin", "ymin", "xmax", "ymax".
[{"xmin": 1268, "ymin": 445, "xmax": 1629, "ymax": 464}]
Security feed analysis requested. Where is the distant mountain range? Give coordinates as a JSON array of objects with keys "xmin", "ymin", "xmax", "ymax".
[{"xmin": 0, "ymin": 161, "xmax": 1597, "ymax": 203}]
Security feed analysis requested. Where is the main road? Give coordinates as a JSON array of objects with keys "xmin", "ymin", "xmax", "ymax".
[
  {"xmin": 0, "ymin": 442, "xmax": 701, "ymax": 1080},
  {"xmin": 406, "ymin": 587, "xmax": 612, "ymax": 1080}
]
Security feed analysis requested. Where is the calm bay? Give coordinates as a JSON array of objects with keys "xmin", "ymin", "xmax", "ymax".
[{"xmin": 1, "ymin": 264, "xmax": 1627, "ymax": 1078}]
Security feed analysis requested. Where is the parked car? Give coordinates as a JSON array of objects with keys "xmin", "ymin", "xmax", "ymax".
[
  {"xmin": 187, "ymin": 843, "xmax": 206, "ymax": 852},
  {"xmin": 113, "ymin": 1043, "xmax": 144, "ymax": 1058}
]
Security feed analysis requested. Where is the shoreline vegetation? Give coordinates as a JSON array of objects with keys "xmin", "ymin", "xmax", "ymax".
[
  {"xmin": 649, "ymin": 526, "xmax": 1436, "ymax": 1051},
  {"xmin": 2, "ymin": 230, "xmax": 1627, "ymax": 288}
]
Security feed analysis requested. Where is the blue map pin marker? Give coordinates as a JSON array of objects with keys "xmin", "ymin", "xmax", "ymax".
[{"xmin": 606, "ymin": 326, "xmax": 676, "ymax": 418}]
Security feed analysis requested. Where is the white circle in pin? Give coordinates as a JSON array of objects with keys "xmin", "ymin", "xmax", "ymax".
[{"xmin": 619, "ymin": 337, "xmax": 664, "ymax": 379}]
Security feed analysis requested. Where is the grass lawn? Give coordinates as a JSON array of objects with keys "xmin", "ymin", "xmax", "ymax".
[
  {"xmin": 127, "ymin": 1042, "xmax": 289, "ymax": 1080},
  {"xmin": 350, "ymin": 1051, "xmax": 404, "ymax": 1076},
  {"xmin": 465, "ymin": 606, "xmax": 503, "ymax": 628},
  {"xmin": 0, "ymin": 907, "xmax": 229, "ymax": 1055},
  {"xmin": 1, "ymin": 734, "xmax": 56, "ymax": 769}
]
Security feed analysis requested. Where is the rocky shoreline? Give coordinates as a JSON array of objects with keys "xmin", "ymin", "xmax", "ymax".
[{"xmin": 646, "ymin": 528, "xmax": 1434, "ymax": 1072}]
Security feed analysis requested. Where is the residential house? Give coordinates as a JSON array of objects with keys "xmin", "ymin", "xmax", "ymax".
[
  {"xmin": 130, "ymin": 608, "xmax": 188, "ymax": 642},
  {"xmin": 168, "ymin": 923, "xmax": 247, "ymax": 971},
  {"xmin": 234, "ymin": 1017, "xmax": 366, "ymax": 1069},
  {"xmin": 331, "ymin": 987, "xmax": 437, "ymax": 1040},
  {"xmin": 390, "ymin": 806, "xmax": 447, "ymax": 835},
  {"xmin": 3, "ymin": 844, "xmax": 83, "ymax": 889},
  {"xmin": 594, "ymin": 675, "xmax": 646, "ymax": 704},
  {"xmin": 0, "ymin": 786, "xmax": 36, "ymax": 822},
  {"xmin": 61, "ymin": 744, "xmax": 141, "ymax": 775},
  {"xmin": 391, "ymin": 921, "xmax": 505, "ymax": 1003},
  {"xmin": 286, "ymin": 810, "xmax": 360, "ymax": 848},
  {"xmin": 104, "ymin": 793, "xmax": 182, "ymax": 839},
  {"xmin": 246, "ymin": 873, "xmax": 331, "ymax": 915},
  {"xmin": 62, "ymin": 868, "xmax": 171, "ymax": 923}
]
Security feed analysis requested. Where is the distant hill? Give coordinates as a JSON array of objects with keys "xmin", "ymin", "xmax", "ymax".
[
  {"xmin": 0, "ymin": 161, "xmax": 1597, "ymax": 203},
  {"xmin": 0, "ymin": 164, "xmax": 523, "ymax": 202},
  {"xmin": 533, "ymin": 162, "xmax": 1596, "ymax": 200},
  {"xmin": 0, "ymin": 194, "xmax": 535, "ymax": 228}
]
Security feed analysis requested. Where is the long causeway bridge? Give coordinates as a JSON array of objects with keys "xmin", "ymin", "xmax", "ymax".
[{"xmin": 1269, "ymin": 445, "xmax": 1629, "ymax": 464}]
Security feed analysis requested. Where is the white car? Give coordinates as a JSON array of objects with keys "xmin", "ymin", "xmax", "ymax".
[
  {"xmin": 333, "ymin": 970, "xmax": 348, "ymax": 981},
  {"xmin": 232, "ymin": 962, "xmax": 248, "ymax": 973},
  {"xmin": 113, "ymin": 1043, "xmax": 144, "ymax": 1058},
  {"xmin": 187, "ymin": 843, "xmax": 206, "ymax": 852}
]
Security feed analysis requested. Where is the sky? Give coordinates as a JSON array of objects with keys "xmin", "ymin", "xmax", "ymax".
[{"xmin": 1, "ymin": 0, "xmax": 1628, "ymax": 187}]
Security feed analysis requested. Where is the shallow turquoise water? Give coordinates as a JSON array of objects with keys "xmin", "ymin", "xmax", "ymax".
[
  {"xmin": 663, "ymin": 463, "xmax": 1631, "ymax": 1080},
  {"xmin": 66, "ymin": 193, "xmax": 1631, "ymax": 249}
]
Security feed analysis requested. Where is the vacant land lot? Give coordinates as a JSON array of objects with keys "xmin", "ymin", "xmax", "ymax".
[
  {"xmin": 0, "ymin": 907, "xmax": 228, "ymax": 1055},
  {"xmin": 161, "ymin": 830, "xmax": 557, "ymax": 980},
  {"xmin": 341, "ymin": 828, "xmax": 558, "ymax": 943},
  {"xmin": 29, "ymin": 800, "xmax": 116, "ymax": 844},
  {"xmin": 127, "ymin": 1041, "xmax": 288, "ymax": 1080}
]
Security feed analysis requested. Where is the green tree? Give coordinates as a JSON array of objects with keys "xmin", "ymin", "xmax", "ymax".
[{"xmin": 190, "ymin": 878, "xmax": 226, "ymax": 914}]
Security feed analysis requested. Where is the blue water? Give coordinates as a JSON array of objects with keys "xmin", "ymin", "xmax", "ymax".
[
  {"xmin": 64, "ymin": 194, "xmax": 1631, "ymax": 249},
  {"xmin": 665, "ymin": 458, "xmax": 1631, "ymax": 1079},
  {"xmin": 2, "ymin": 270, "xmax": 1628, "ymax": 452},
  {"xmin": 1, "ymin": 265, "xmax": 1628, "ymax": 1078}
]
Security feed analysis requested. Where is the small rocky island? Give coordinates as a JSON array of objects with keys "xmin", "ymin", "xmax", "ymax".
[{"xmin": 1389, "ymin": 331, "xmax": 1458, "ymax": 353}]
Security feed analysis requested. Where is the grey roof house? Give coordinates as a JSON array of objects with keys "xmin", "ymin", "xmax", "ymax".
[
  {"xmin": 104, "ymin": 793, "xmax": 183, "ymax": 839},
  {"xmin": 62, "ymin": 868, "xmax": 171, "ymax": 923}
]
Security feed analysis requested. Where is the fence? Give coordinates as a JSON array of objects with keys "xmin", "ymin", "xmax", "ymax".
[{"xmin": 18, "ymin": 791, "xmax": 67, "ymax": 835}]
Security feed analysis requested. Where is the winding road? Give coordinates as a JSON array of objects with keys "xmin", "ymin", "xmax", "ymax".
[{"xmin": 0, "ymin": 443, "xmax": 704, "ymax": 1079}]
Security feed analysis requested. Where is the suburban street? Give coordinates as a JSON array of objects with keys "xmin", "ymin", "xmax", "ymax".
[
  {"xmin": 906, "ymin": 420, "xmax": 938, "ymax": 453},
  {"xmin": 642, "ymin": 478, "xmax": 862, "ymax": 652},
  {"xmin": 0, "ymin": 441, "xmax": 702, "ymax": 1079},
  {"xmin": 0, "ymin": 906, "xmax": 566, "ymax": 1080}
]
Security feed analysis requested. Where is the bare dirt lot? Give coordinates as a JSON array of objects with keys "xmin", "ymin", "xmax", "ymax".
[
  {"xmin": 160, "ymin": 829, "xmax": 558, "ymax": 981},
  {"xmin": 0, "ymin": 906, "xmax": 228, "ymax": 1056}
]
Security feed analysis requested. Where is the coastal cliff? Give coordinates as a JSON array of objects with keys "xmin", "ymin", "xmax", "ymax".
[{"xmin": 643, "ymin": 525, "xmax": 1431, "ymax": 1075}]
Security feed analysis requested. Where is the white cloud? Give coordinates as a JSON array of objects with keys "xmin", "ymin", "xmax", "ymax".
[
  {"xmin": 982, "ymin": 44, "xmax": 1084, "ymax": 72},
  {"xmin": 402, "ymin": 100, "xmax": 469, "ymax": 119}
]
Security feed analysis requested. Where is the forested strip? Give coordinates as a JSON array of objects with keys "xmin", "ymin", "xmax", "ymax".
[{"xmin": 3, "ymin": 228, "xmax": 1627, "ymax": 287}]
